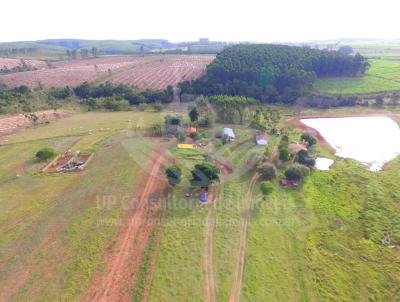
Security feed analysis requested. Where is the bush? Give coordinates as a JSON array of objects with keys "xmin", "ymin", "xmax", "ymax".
[
  {"xmin": 190, "ymin": 132, "xmax": 201, "ymax": 140},
  {"xmin": 176, "ymin": 130, "xmax": 185, "ymax": 142},
  {"xmin": 165, "ymin": 165, "xmax": 182, "ymax": 187},
  {"xmin": 260, "ymin": 181, "xmax": 274, "ymax": 196},
  {"xmin": 153, "ymin": 104, "xmax": 163, "ymax": 112},
  {"xmin": 279, "ymin": 147, "xmax": 290, "ymax": 161},
  {"xmin": 36, "ymin": 148, "xmax": 57, "ymax": 161},
  {"xmin": 301, "ymin": 133, "xmax": 317, "ymax": 146},
  {"xmin": 284, "ymin": 164, "xmax": 310, "ymax": 181},
  {"xmin": 257, "ymin": 164, "xmax": 276, "ymax": 180},
  {"xmin": 297, "ymin": 150, "xmax": 316, "ymax": 167}
]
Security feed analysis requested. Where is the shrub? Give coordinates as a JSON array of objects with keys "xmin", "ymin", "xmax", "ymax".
[
  {"xmin": 153, "ymin": 104, "xmax": 163, "ymax": 112},
  {"xmin": 165, "ymin": 165, "xmax": 182, "ymax": 187},
  {"xmin": 36, "ymin": 148, "xmax": 57, "ymax": 161},
  {"xmin": 190, "ymin": 132, "xmax": 201, "ymax": 140},
  {"xmin": 284, "ymin": 164, "xmax": 310, "ymax": 181},
  {"xmin": 297, "ymin": 150, "xmax": 316, "ymax": 167},
  {"xmin": 301, "ymin": 133, "xmax": 317, "ymax": 146},
  {"xmin": 279, "ymin": 147, "xmax": 290, "ymax": 161},
  {"xmin": 257, "ymin": 164, "xmax": 276, "ymax": 180},
  {"xmin": 260, "ymin": 181, "xmax": 274, "ymax": 196},
  {"xmin": 176, "ymin": 130, "xmax": 185, "ymax": 142}
]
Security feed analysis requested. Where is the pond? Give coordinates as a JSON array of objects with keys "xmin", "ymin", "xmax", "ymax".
[{"xmin": 301, "ymin": 117, "xmax": 400, "ymax": 171}]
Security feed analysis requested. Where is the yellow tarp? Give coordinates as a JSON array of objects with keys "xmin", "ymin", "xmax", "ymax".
[{"xmin": 177, "ymin": 144, "xmax": 194, "ymax": 149}]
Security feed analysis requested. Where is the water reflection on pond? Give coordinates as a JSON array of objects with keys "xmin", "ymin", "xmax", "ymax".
[{"xmin": 301, "ymin": 117, "xmax": 400, "ymax": 171}]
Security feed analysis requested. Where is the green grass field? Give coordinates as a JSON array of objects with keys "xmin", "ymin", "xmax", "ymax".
[
  {"xmin": 1, "ymin": 108, "xmax": 399, "ymax": 301},
  {"xmin": 314, "ymin": 59, "xmax": 400, "ymax": 94},
  {"xmin": 0, "ymin": 111, "xmax": 160, "ymax": 301}
]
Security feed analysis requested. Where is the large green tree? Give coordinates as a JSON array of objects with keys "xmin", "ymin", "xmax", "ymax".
[
  {"xmin": 190, "ymin": 163, "xmax": 220, "ymax": 188},
  {"xmin": 165, "ymin": 165, "xmax": 182, "ymax": 187}
]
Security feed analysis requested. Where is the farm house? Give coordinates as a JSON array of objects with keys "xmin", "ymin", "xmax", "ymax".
[
  {"xmin": 223, "ymin": 128, "xmax": 235, "ymax": 141},
  {"xmin": 184, "ymin": 127, "xmax": 197, "ymax": 136},
  {"xmin": 255, "ymin": 131, "xmax": 268, "ymax": 146}
]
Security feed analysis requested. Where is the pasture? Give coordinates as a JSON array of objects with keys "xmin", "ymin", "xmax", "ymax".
[
  {"xmin": 314, "ymin": 59, "xmax": 400, "ymax": 94},
  {"xmin": 0, "ymin": 108, "xmax": 399, "ymax": 301}
]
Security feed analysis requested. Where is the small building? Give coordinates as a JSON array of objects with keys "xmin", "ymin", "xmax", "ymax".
[
  {"xmin": 223, "ymin": 128, "xmax": 235, "ymax": 141},
  {"xmin": 184, "ymin": 127, "xmax": 197, "ymax": 136},
  {"xmin": 255, "ymin": 131, "xmax": 268, "ymax": 146},
  {"xmin": 177, "ymin": 144, "xmax": 194, "ymax": 149}
]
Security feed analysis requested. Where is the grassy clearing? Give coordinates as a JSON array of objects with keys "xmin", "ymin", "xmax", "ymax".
[
  {"xmin": 0, "ymin": 110, "xmax": 159, "ymax": 301},
  {"xmin": 314, "ymin": 59, "xmax": 400, "ymax": 94},
  {"xmin": 242, "ymin": 157, "xmax": 400, "ymax": 301},
  {"xmin": 149, "ymin": 186, "xmax": 208, "ymax": 302},
  {"xmin": 0, "ymin": 111, "xmax": 164, "ymax": 144}
]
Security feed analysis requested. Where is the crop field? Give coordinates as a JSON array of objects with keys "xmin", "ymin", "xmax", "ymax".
[
  {"xmin": 314, "ymin": 58, "xmax": 400, "ymax": 94},
  {"xmin": 0, "ymin": 58, "xmax": 47, "ymax": 70},
  {"xmin": 0, "ymin": 108, "xmax": 399, "ymax": 301},
  {"xmin": 0, "ymin": 55, "xmax": 214, "ymax": 89}
]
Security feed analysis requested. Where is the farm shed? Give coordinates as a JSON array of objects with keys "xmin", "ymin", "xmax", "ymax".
[
  {"xmin": 255, "ymin": 131, "xmax": 268, "ymax": 146},
  {"xmin": 177, "ymin": 144, "xmax": 194, "ymax": 149},
  {"xmin": 223, "ymin": 128, "xmax": 235, "ymax": 141},
  {"xmin": 184, "ymin": 127, "xmax": 197, "ymax": 136}
]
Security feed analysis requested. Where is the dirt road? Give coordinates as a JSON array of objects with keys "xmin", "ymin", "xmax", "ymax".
[
  {"xmin": 86, "ymin": 146, "xmax": 167, "ymax": 302},
  {"xmin": 203, "ymin": 191, "xmax": 217, "ymax": 302},
  {"xmin": 228, "ymin": 173, "xmax": 260, "ymax": 302}
]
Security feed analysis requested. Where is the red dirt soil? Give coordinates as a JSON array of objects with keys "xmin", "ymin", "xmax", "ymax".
[
  {"xmin": 0, "ymin": 58, "xmax": 47, "ymax": 70},
  {"xmin": 84, "ymin": 146, "xmax": 169, "ymax": 302},
  {"xmin": 0, "ymin": 55, "xmax": 214, "ymax": 90}
]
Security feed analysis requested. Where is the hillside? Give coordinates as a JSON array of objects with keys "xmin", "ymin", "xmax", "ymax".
[{"xmin": 0, "ymin": 55, "xmax": 214, "ymax": 90}]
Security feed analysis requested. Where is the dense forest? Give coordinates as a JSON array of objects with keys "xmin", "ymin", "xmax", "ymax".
[{"xmin": 179, "ymin": 44, "xmax": 370, "ymax": 104}]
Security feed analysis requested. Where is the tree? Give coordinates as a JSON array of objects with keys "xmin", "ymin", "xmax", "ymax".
[
  {"xmin": 338, "ymin": 46, "xmax": 354, "ymax": 55},
  {"xmin": 285, "ymin": 165, "xmax": 310, "ymax": 181},
  {"xmin": 190, "ymin": 163, "xmax": 220, "ymax": 188},
  {"xmin": 297, "ymin": 150, "xmax": 316, "ymax": 167},
  {"xmin": 260, "ymin": 181, "xmax": 274, "ymax": 196},
  {"xmin": 375, "ymin": 96, "xmax": 384, "ymax": 107},
  {"xmin": 165, "ymin": 165, "xmax": 182, "ymax": 187},
  {"xmin": 257, "ymin": 164, "xmax": 276, "ymax": 180},
  {"xmin": 301, "ymin": 133, "xmax": 317, "ymax": 146},
  {"xmin": 36, "ymin": 148, "xmax": 57, "ymax": 161},
  {"xmin": 279, "ymin": 147, "xmax": 290, "ymax": 161},
  {"xmin": 284, "ymin": 167, "xmax": 303, "ymax": 181},
  {"xmin": 71, "ymin": 50, "xmax": 77, "ymax": 60},
  {"xmin": 189, "ymin": 107, "xmax": 199, "ymax": 122},
  {"xmin": 91, "ymin": 47, "xmax": 98, "ymax": 57}
]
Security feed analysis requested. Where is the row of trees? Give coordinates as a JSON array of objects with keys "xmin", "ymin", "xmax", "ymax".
[
  {"xmin": 179, "ymin": 44, "xmax": 369, "ymax": 104},
  {"xmin": 65, "ymin": 47, "xmax": 98, "ymax": 59},
  {"xmin": 166, "ymin": 163, "xmax": 220, "ymax": 189},
  {"xmin": 73, "ymin": 82, "xmax": 174, "ymax": 105}
]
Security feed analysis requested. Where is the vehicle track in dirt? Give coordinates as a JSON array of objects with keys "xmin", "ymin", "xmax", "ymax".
[
  {"xmin": 204, "ymin": 191, "xmax": 217, "ymax": 302},
  {"xmin": 228, "ymin": 173, "xmax": 260, "ymax": 302},
  {"xmin": 86, "ymin": 146, "xmax": 167, "ymax": 302}
]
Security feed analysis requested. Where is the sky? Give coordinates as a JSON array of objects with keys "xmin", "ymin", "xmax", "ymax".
[{"xmin": 1, "ymin": 0, "xmax": 400, "ymax": 43}]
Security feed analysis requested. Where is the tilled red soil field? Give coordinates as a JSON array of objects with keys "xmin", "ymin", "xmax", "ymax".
[
  {"xmin": 0, "ymin": 58, "xmax": 47, "ymax": 70},
  {"xmin": 0, "ymin": 55, "xmax": 214, "ymax": 89}
]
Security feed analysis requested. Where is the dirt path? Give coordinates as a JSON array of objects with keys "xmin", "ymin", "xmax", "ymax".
[
  {"xmin": 203, "ymin": 191, "xmax": 217, "ymax": 302},
  {"xmin": 86, "ymin": 146, "xmax": 167, "ymax": 302},
  {"xmin": 228, "ymin": 173, "xmax": 260, "ymax": 302},
  {"xmin": 140, "ymin": 198, "xmax": 168, "ymax": 302}
]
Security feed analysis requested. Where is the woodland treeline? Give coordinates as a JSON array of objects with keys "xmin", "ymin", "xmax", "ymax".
[{"xmin": 179, "ymin": 44, "xmax": 370, "ymax": 104}]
